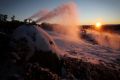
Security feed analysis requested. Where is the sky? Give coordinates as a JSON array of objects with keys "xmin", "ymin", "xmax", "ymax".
[{"xmin": 0, "ymin": 0, "xmax": 120, "ymax": 25}]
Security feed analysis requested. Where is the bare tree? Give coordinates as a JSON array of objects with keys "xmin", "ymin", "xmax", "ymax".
[{"xmin": 24, "ymin": 19, "xmax": 27, "ymax": 23}]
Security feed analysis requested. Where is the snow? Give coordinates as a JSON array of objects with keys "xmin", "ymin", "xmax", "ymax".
[
  {"xmin": 11, "ymin": 25, "xmax": 63, "ymax": 61},
  {"xmin": 11, "ymin": 24, "xmax": 120, "ymax": 65},
  {"xmin": 46, "ymin": 30, "xmax": 120, "ymax": 65},
  {"xmin": 12, "ymin": 25, "xmax": 52, "ymax": 51}
]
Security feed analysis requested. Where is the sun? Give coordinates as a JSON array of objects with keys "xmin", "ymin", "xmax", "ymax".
[{"xmin": 95, "ymin": 22, "xmax": 102, "ymax": 29}]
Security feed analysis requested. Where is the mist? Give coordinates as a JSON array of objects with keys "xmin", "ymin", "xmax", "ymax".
[
  {"xmin": 86, "ymin": 29, "xmax": 120, "ymax": 50},
  {"xmin": 28, "ymin": 9, "xmax": 49, "ymax": 20},
  {"xmin": 31, "ymin": 2, "xmax": 80, "ymax": 41},
  {"xmin": 28, "ymin": 2, "xmax": 120, "ymax": 50}
]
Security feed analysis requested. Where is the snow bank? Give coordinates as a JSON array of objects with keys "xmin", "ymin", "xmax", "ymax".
[
  {"xmin": 11, "ymin": 25, "xmax": 64, "ymax": 61},
  {"xmin": 47, "ymin": 30, "xmax": 120, "ymax": 65}
]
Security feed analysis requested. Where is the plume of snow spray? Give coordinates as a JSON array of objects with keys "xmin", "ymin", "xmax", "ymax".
[
  {"xmin": 28, "ymin": 9, "xmax": 49, "ymax": 20},
  {"xmin": 86, "ymin": 30, "xmax": 120, "ymax": 50},
  {"xmin": 36, "ymin": 2, "xmax": 80, "ymax": 41},
  {"xmin": 36, "ymin": 2, "xmax": 77, "ymax": 22}
]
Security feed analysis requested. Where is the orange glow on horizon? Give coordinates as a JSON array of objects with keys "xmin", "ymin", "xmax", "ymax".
[{"xmin": 95, "ymin": 22, "xmax": 102, "ymax": 29}]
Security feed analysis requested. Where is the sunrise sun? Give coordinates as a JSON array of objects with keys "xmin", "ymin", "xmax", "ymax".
[{"xmin": 95, "ymin": 22, "xmax": 102, "ymax": 29}]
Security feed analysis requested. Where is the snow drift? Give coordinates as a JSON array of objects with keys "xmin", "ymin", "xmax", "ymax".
[{"xmin": 10, "ymin": 25, "xmax": 63, "ymax": 74}]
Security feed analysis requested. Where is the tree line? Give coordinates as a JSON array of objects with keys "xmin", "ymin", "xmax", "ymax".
[{"xmin": 0, "ymin": 14, "xmax": 15, "ymax": 22}]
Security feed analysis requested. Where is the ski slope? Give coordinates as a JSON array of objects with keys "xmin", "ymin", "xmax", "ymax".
[
  {"xmin": 47, "ymin": 30, "xmax": 120, "ymax": 66},
  {"xmin": 12, "ymin": 24, "xmax": 120, "ymax": 67}
]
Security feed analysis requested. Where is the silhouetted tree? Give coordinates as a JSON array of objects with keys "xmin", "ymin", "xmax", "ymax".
[
  {"xmin": 24, "ymin": 19, "xmax": 27, "ymax": 23},
  {"xmin": 11, "ymin": 15, "xmax": 15, "ymax": 21},
  {"xmin": 0, "ymin": 14, "xmax": 8, "ymax": 22},
  {"xmin": 0, "ymin": 14, "xmax": 4, "ymax": 21},
  {"xmin": 4, "ymin": 15, "xmax": 8, "ymax": 21}
]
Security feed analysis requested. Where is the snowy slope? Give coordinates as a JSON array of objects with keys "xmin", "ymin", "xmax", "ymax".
[
  {"xmin": 47, "ymin": 30, "xmax": 120, "ymax": 66},
  {"xmin": 11, "ymin": 25, "xmax": 62, "ymax": 61},
  {"xmin": 11, "ymin": 24, "xmax": 120, "ymax": 66},
  {"xmin": 1, "ymin": 24, "xmax": 120, "ymax": 80}
]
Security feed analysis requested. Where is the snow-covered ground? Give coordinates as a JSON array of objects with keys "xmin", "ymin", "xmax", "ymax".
[
  {"xmin": 47, "ymin": 30, "xmax": 120, "ymax": 66},
  {"xmin": 11, "ymin": 24, "xmax": 120, "ymax": 66},
  {"xmin": 1, "ymin": 24, "xmax": 120, "ymax": 80}
]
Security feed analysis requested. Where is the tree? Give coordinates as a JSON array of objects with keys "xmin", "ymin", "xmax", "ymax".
[
  {"xmin": 24, "ymin": 19, "xmax": 27, "ymax": 23},
  {"xmin": 3, "ymin": 15, "xmax": 8, "ymax": 21},
  {"xmin": 0, "ymin": 14, "xmax": 8, "ymax": 22},
  {"xmin": 11, "ymin": 15, "xmax": 15, "ymax": 21},
  {"xmin": 0, "ymin": 14, "xmax": 4, "ymax": 21}
]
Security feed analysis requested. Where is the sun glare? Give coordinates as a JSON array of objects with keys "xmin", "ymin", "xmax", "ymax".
[{"xmin": 95, "ymin": 22, "xmax": 102, "ymax": 29}]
